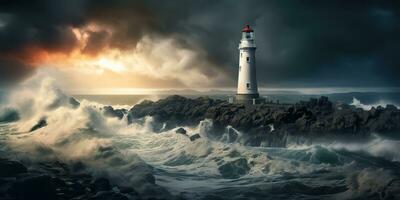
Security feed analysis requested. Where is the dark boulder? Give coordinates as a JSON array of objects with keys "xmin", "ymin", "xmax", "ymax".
[
  {"xmin": 29, "ymin": 118, "xmax": 47, "ymax": 132},
  {"xmin": 175, "ymin": 127, "xmax": 187, "ymax": 135},
  {"xmin": 103, "ymin": 106, "xmax": 126, "ymax": 119},
  {"xmin": 189, "ymin": 134, "xmax": 201, "ymax": 141},
  {"xmin": 69, "ymin": 97, "xmax": 80, "ymax": 108}
]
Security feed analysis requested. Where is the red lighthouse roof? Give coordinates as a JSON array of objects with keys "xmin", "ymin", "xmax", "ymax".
[{"xmin": 241, "ymin": 25, "xmax": 254, "ymax": 33}]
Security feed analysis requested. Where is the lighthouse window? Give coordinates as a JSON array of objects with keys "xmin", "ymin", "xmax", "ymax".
[
  {"xmin": 246, "ymin": 83, "xmax": 250, "ymax": 89},
  {"xmin": 246, "ymin": 57, "xmax": 250, "ymax": 62}
]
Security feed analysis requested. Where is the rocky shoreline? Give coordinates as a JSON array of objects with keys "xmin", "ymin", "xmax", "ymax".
[
  {"xmin": 126, "ymin": 95, "xmax": 400, "ymax": 146},
  {"xmin": 4, "ymin": 95, "xmax": 399, "ymax": 147}
]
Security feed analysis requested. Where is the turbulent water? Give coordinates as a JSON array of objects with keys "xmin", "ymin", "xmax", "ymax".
[{"xmin": 0, "ymin": 76, "xmax": 400, "ymax": 200}]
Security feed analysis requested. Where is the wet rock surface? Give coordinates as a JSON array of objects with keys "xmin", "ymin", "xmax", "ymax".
[
  {"xmin": 0, "ymin": 158, "xmax": 172, "ymax": 200},
  {"xmin": 175, "ymin": 127, "xmax": 187, "ymax": 135},
  {"xmin": 103, "ymin": 106, "xmax": 127, "ymax": 120},
  {"xmin": 189, "ymin": 134, "xmax": 201, "ymax": 141},
  {"xmin": 29, "ymin": 118, "xmax": 48, "ymax": 132},
  {"xmin": 128, "ymin": 95, "xmax": 400, "ymax": 146}
]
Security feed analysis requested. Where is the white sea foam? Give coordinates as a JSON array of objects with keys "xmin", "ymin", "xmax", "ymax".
[{"xmin": 350, "ymin": 97, "xmax": 399, "ymax": 110}]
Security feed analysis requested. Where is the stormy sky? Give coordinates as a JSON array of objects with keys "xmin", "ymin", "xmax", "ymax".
[{"xmin": 0, "ymin": 0, "xmax": 400, "ymax": 89}]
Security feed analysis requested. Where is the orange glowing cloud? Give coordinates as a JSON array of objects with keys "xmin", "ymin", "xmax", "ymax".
[{"xmin": 5, "ymin": 23, "xmax": 232, "ymax": 90}]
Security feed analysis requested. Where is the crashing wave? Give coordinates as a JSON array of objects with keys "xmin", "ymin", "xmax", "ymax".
[{"xmin": 351, "ymin": 97, "xmax": 399, "ymax": 111}]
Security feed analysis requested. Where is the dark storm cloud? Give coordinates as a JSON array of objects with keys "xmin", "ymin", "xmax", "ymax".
[
  {"xmin": 0, "ymin": 0, "xmax": 86, "ymax": 83},
  {"xmin": 167, "ymin": 0, "xmax": 400, "ymax": 87},
  {"xmin": 0, "ymin": 0, "xmax": 84, "ymax": 53},
  {"xmin": 1, "ymin": 0, "xmax": 400, "ymax": 87}
]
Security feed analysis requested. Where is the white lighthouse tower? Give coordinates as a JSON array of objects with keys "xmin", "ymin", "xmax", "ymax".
[{"xmin": 235, "ymin": 25, "xmax": 264, "ymax": 104}]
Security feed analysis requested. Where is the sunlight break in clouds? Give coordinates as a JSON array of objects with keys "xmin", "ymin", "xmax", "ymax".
[{"xmin": 32, "ymin": 25, "xmax": 231, "ymax": 91}]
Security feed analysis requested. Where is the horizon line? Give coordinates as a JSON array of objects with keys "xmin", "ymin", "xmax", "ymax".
[{"xmin": 65, "ymin": 87, "xmax": 400, "ymax": 95}]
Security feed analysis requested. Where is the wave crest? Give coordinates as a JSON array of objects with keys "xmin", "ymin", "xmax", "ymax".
[{"xmin": 350, "ymin": 97, "xmax": 399, "ymax": 110}]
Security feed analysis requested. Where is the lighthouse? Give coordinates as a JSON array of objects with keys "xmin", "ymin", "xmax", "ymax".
[{"xmin": 235, "ymin": 25, "xmax": 264, "ymax": 104}]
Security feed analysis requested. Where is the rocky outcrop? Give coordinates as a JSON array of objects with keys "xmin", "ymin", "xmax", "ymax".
[
  {"xmin": 69, "ymin": 97, "xmax": 81, "ymax": 108},
  {"xmin": 189, "ymin": 134, "xmax": 201, "ymax": 141},
  {"xmin": 127, "ymin": 95, "xmax": 400, "ymax": 146},
  {"xmin": 175, "ymin": 127, "xmax": 187, "ymax": 135},
  {"xmin": 102, "ymin": 106, "xmax": 127, "ymax": 120},
  {"xmin": 29, "ymin": 118, "xmax": 47, "ymax": 132},
  {"xmin": 0, "ymin": 158, "xmax": 173, "ymax": 200}
]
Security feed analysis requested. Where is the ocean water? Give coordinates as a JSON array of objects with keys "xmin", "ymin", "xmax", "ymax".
[{"xmin": 0, "ymin": 77, "xmax": 400, "ymax": 199}]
